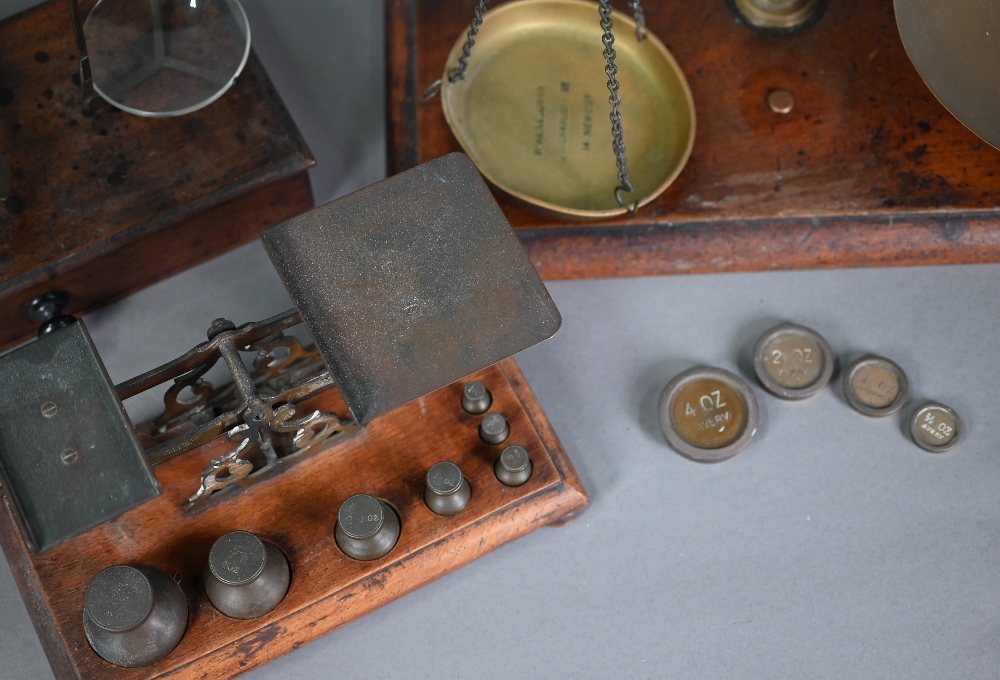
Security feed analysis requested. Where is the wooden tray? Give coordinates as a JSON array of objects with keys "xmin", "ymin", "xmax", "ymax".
[
  {"xmin": 0, "ymin": 359, "xmax": 588, "ymax": 679},
  {"xmin": 387, "ymin": 0, "xmax": 1000, "ymax": 278},
  {"xmin": 0, "ymin": 0, "xmax": 314, "ymax": 350}
]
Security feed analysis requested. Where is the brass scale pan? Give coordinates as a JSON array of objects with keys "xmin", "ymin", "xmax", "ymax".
[
  {"xmin": 439, "ymin": 0, "xmax": 696, "ymax": 220},
  {"xmin": 895, "ymin": 0, "xmax": 1000, "ymax": 150}
]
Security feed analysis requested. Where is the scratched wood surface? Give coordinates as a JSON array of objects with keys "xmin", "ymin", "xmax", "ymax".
[
  {"xmin": 0, "ymin": 359, "xmax": 588, "ymax": 679},
  {"xmin": 0, "ymin": 0, "xmax": 314, "ymax": 350},
  {"xmin": 387, "ymin": 0, "xmax": 1000, "ymax": 278}
]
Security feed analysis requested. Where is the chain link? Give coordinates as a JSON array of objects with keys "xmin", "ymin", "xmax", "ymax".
[
  {"xmin": 449, "ymin": 0, "xmax": 489, "ymax": 83},
  {"xmin": 600, "ymin": 0, "xmax": 636, "ymax": 211},
  {"xmin": 626, "ymin": 0, "xmax": 647, "ymax": 41}
]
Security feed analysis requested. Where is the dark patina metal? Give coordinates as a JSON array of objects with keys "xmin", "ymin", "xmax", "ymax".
[
  {"xmin": 260, "ymin": 153, "xmax": 561, "ymax": 424},
  {"xmin": 335, "ymin": 494, "xmax": 400, "ymax": 561},
  {"xmin": 424, "ymin": 461, "xmax": 472, "ymax": 516},
  {"xmin": 495, "ymin": 445, "xmax": 532, "ymax": 487},
  {"xmin": 0, "ymin": 322, "xmax": 160, "ymax": 552},
  {"xmin": 83, "ymin": 564, "xmax": 188, "ymax": 667},
  {"xmin": 479, "ymin": 412, "xmax": 510, "ymax": 445},
  {"xmin": 205, "ymin": 531, "xmax": 290, "ymax": 619},
  {"xmin": 461, "ymin": 380, "xmax": 492, "ymax": 414}
]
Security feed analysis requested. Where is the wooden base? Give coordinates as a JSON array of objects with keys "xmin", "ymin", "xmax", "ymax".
[
  {"xmin": 0, "ymin": 0, "xmax": 315, "ymax": 350},
  {"xmin": 387, "ymin": 0, "xmax": 1000, "ymax": 277},
  {"xmin": 0, "ymin": 359, "xmax": 588, "ymax": 679}
]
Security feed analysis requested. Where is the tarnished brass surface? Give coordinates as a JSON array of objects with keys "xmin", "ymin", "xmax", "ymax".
[
  {"xmin": 440, "ymin": 0, "xmax": 695, "ymax": 220},
  {"xmin": 910, "ymin": 403, "xmax": 962, "ymax": 453},
  {"xmin": 730, "ymin": 0, "xmax": 823, "ymax": 31},
  {"xmin": 896, "ymin": 0, "xmax": 1000, "ymax": 149},
  {"xmin": 850, "ymin": 364, "xmax": 899, "ymax": 409},
  {"xmin": 752, "ymin": 322, "xmax": 835, "ymax": 400},
  {"xmin": 843, "ymin": 355, "xmax": 909, "ymax": 417},
  {"xmin": 670, "ymin": 378, "xmax": 748, "ymax": 450}
]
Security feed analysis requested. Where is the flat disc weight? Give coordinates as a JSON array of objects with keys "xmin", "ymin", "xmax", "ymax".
[{"xmin": 441, "ymin": 0, "xmax": 695, "ymax": 220}]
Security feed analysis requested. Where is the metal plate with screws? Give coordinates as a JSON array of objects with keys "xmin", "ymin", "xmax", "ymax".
[
  {"xmin": 261, "ymin": 153, "xmax": 561, "ymax": 423},
  {"xmin": 753, "ymin": 322, "xmax": 835, "ymax": 399},
  {"xmin": 843, "ymin": 355, "xmax": 909, "ymax": 417},
  {"xmin": 909, "ymin": 403, "xmax": 962, "ymax": 453},
  {"xmin": 658, "ymin": 366, "xmax": 760, "ymax": 462},
  {"xmin": 0, "ymin": 322, "xmax": 160, "ymax": 552}
]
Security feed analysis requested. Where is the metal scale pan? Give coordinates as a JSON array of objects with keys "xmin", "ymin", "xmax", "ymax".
[{"xmin": 440, "ymin": 0, "xmax": 696, "ymax": 220}]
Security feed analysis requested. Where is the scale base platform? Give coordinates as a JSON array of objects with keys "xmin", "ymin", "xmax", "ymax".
[{"xmin": 0, "ymin": 359, "xmax": 587, "ymax": 679}]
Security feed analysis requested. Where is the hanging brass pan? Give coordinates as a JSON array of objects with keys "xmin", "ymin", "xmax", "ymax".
[
  {"xmin": 440, "ymin": 0, "xmax": 696, "ymax": 220},
  {"xmin": 896, "ymin": 0, "xmax": 1000, "ymax": 149}
]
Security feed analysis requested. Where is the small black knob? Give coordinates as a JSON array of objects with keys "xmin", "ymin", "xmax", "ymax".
[{"xmin": 25, "ymin": 291, "xmax": 76, "ymax": 338}]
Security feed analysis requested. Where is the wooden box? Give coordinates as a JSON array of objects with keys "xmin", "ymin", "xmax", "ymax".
[
  {"xmin": 0, "ymin": 359, "xmax": 587, "ymax": 679},
  {"xmin": 0, "ymin": 0, "xmax": 315, "ymax": 349},
  {"xmin": 387, "ymin": 0, "xmax": 1000, "ymax": 278}
]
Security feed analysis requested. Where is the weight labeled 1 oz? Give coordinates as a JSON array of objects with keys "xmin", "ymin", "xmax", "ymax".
[
  {"xmin": 658, "ymin": 366, "xmax": 760, "ymax": 462},
  {"xmin": 843, "ymin": 355, "xmax": 909, "ymax": 417}
]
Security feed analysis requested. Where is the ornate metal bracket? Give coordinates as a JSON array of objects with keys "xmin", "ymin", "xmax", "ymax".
[{"xmin": 115, "ymin": 310, "xmax": 359, "ymax": 513}]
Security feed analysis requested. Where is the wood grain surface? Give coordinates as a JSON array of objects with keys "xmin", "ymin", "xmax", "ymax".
[
  {"xmin": 0, "ymin": 0, "xmax": 314, "ymax": 349},
  {"xmin": 386, "ymin": 0, "xmax": 1000, "ymax": 277},
  {"xmin": 0, "ymin": 359, "xmax": 588, "ymax": 679}
]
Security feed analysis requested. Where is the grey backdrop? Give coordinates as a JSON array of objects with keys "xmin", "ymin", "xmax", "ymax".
[{"xmin": 1, "ymin": 1, "xmax": 998, "ymax": 678}]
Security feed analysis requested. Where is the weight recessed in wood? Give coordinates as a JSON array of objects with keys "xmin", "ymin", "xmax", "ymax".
[
  {"xmin": 424, "ymin": 461, "xmax": 472, "ymax": 515},
  {"xmin": 205, "ymin": 531, "xmax": 290, "ymax": 619},
  {"xmin": 83, "ymin": 565, "xmax": 188, "ymax": 668},
  {"xmin": 495, "ymin": 445, "xmax": 533, "ymax": 486},
  {"xmin": 334, "ymin": 494, "xmax": 400, "ymax": 561}
]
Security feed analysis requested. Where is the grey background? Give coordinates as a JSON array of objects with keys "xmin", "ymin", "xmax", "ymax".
[{"xmin": 2, "ymin": 1, "xmax": 999, "ymax": 678}]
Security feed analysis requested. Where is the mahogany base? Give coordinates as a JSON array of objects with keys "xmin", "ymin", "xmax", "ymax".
[
  {"xmin": 0, "ymin": 359, "xmax": 587, "ymax": 679},
  {"xmin": 387, "ymin": 0, "xmax": 1000, "ymax": 278}
]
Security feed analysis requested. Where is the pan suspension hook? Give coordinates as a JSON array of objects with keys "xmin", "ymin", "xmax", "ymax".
[{"xmin": 431, "ymin": 0, "xmax": 647, "ymax": 216}]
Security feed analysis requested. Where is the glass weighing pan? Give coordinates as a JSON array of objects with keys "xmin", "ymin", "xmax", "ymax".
[
  {"xmin": 84, "ymin": 0, "xmax": 251, "ymax": 117},
  {"xmin": 440, "ymin": 0, "xmax": 696, "ymax": 221}
]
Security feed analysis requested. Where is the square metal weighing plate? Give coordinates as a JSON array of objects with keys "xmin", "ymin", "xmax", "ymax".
[
  {"xmin": 0, "ymin": 322, "xmax": 160, "ymax": 552},
  {"xmin": 261, "ymin": 153, "xmax": 561, "ymax": 423}
]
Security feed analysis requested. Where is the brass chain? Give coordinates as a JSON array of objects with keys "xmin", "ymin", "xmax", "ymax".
[
  {"xmin": 599, "ymin": 0, "xmax": 636, "ymax": 211},
  {"xmin": 449, "ymin": 0, "xmax": 489, "ymax": 82}
]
